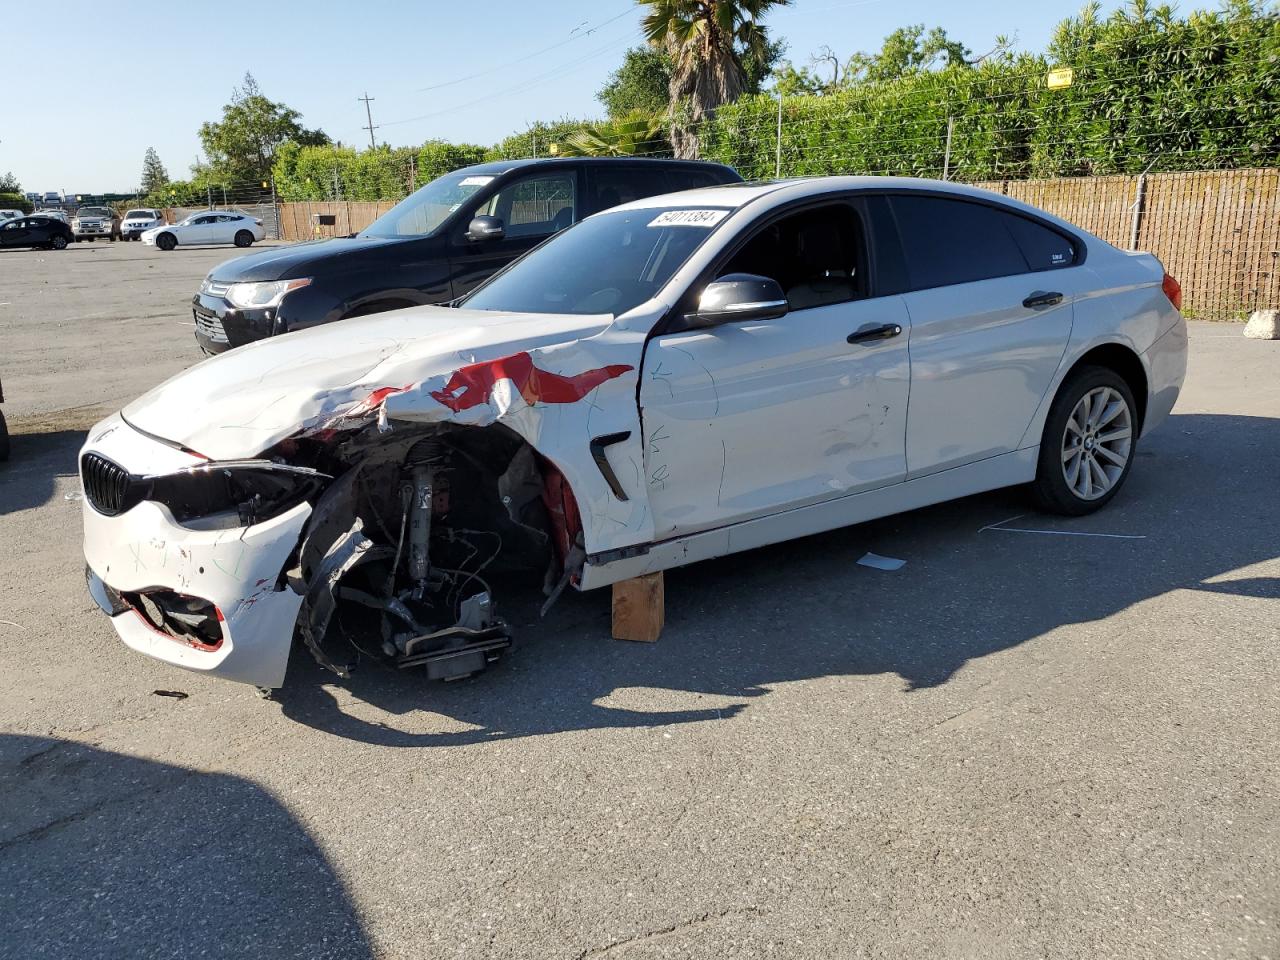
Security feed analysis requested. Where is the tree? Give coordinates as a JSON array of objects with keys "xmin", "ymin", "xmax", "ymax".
[
  {"xmin": 139, "ymin": 148, "xmax": 169, "ymax": 195},
  {"xmin": 845, "ymin": 24, "xmax": 971, "ymax": 83},
  {"xmin": 0, "ymin": 172, "xmax": 20, "ymax": 194},
  {"xmin": 638, "ymin": 0, "xmax": 791, "ymax": 158},
  {"xmin": 198, "ymin": 72, "xmax": 330, "ymax": 183},
  {"xmin": 554, "ymin": 113, "xmax": 670, "ymax": 156},
  {"xmin": 598, "ymin": 47, "xmax": 672, "ymax": 118}
]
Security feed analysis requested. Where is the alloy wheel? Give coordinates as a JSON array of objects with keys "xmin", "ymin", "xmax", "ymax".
[{"xmin": 1061, "ymin": 386, "xmax": 1133, "ymax": 500}]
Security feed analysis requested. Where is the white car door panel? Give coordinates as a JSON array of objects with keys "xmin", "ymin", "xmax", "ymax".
[
  {"xmin": 883, "ymin": 192, "xmax": 1083, "ymax": 477},
  {"xmin": 640, "ymin": 296, "xmax": 911, "ymax": 539},
  {"xmin": 902, "ymin": 273, "xmax": 1076, "ymax": 475}
]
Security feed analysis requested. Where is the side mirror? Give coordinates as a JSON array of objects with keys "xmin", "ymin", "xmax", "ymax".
[
  {"xmin": 691, "ymin": 273, "xmax": 788, "ymax": 327},
  {"xmin": 466, "ymin": 215, "xmax": 505, "ymax": 242}
]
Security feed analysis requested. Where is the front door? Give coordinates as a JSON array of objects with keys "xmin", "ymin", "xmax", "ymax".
[
  {"xmin": 0, "ymin": 219, "xmax": 30, "ymax": 248},
  {"xmin": 639, "ymin": 202, "xmax": 912, "ymax": 539},
  {"xmin": 448, "ymin": 168, "xmax": 579, "ymax": 298}
]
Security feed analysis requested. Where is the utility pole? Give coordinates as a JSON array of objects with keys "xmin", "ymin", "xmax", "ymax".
[{"xmin": 359, "ymin": 92, "xmax": 379, "ymax": 150}]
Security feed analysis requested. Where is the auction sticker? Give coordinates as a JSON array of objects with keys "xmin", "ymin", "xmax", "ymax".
[
  {"xmin": 459, "ymin": 176, "xmax": 495, "ymax": 187},
  {"xmin": 648, "ymin": 209, "xmax": 729, "ymax": 228}
]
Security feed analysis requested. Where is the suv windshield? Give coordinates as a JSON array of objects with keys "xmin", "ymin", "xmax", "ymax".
[
  {"xmin": 461, "ymin": 206, "xmax": 730, "ymax": 316},
  {"xmin": 359, "ymin": 171, "xmax": 496, "ymax": 239},
  {"xmin": 79, "ymin": 207, "xmax": 110, "ymax": 217},
  {"xmin": 124, "ymin": 210, "xmax": 154, "ymax": 219}
]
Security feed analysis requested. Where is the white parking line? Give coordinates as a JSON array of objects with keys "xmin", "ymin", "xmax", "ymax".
[{"xmin": 980, "ymin": 514, "xmax": 1147, "ymax": 540}]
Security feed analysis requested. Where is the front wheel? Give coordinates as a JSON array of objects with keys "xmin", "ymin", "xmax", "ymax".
[
  {"xmin": 233, "ymin": 230, "xmax": 254, "ymax": 248},
  {"xmin": 50, "ymin": 235, "xmax": 68, "ymax": 250},
  {"xmin": 1031, "ymin": 366, "xmax": 1138, "ymax": 516},
  {"xmin": 156, "ymin": 233, "xmax": 177, "ymax": 251}
]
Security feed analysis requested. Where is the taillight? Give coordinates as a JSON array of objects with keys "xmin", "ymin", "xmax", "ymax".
[
  {"xmin": 254, "ymin": 219, "xmax": 263, "ymax": 226},
  {"xmin": 1162, "ymin": 272, "xmax": 1182, "ymax": 311}
]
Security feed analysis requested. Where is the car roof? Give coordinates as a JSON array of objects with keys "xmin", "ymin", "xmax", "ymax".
[
  {"xmin": 609, "ymin": 175, "xmax": 1032, "ymax": 213},
  {"xmin": 451, "ymin": 156, "xmax": 739, "ymax": 178}
]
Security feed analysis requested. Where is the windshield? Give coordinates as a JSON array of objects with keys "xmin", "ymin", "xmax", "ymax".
[
  {"xmin": 124, "ymin": 209, "xmax": 155, "ymax": 219},
  {"xmin": 462, "ymin": 206, "xmax": 730, "ymax": 316},
  {"xmin": 359, "ymin": 171, "xmax": 496, "ymax": 239},
  {"xmin": 79, "ymin": 207, "xmax": 110, "ymax": 217}
]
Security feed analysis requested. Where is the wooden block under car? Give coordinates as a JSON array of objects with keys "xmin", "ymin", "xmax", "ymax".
[{"xmin": 611, "ymin": 571, "xmax": 665, "ymax": 643}]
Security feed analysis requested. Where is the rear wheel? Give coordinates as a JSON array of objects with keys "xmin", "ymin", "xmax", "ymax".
[
  {"xmin": 156, "ymin": 232, "xmax": 177, "ymax": 251},
  {"xmin": 50, "ymin": 235, "xmax": 68, "ymax": 250},
  {"xmin": 1031, "ymin": 366, "xmax": 1138, "ymax": 516},
  {"xmin": 234, "ymin": 230, "xmax": 254, "ymax": 248}
]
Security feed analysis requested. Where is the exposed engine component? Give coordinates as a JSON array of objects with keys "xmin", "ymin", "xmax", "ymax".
[{"xmin": 282, "ymin": 424, "xmax": 575, "ymax": 683}]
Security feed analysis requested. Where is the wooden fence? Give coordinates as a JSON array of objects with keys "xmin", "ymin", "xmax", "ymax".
[
  {"xmin": 973, "ymin": 168, "xmax": 1280, "ymax": 319},
  {"xmin": 275, "ymin": 167, "xmax": 1280, "ymax": 318}
]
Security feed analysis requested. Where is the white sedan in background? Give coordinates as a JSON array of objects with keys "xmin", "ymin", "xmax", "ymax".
[
  {"xmin": 142, "ymin": 211, "xmax": 264, "ymax": 251},
  {"xmin": 81, "ymin": 177, "xmax": 1187, "ymax": 691}
]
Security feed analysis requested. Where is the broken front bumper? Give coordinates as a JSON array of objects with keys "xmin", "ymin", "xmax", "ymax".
[{"xmin": 80, "ymin": 417, "xmax": 311, "ymax": 689}]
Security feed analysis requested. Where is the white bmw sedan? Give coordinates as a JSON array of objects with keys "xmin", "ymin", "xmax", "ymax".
[
  {"xmin": 142, "ymin": 210, "xmax": 264, "ymax": 251},
  {"xmin": 80, "ymin": 177, "xmax": 1186, "ymax": 690}
]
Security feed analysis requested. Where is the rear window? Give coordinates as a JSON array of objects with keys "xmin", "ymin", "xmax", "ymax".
[{"xmin": 1003, "ymin": 214, "xmax": 1077, "ymax": 270}]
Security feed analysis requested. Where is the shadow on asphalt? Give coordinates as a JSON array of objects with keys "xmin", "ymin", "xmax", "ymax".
[
  {"xmin": 0, "ymin": 735, "xmax": 373, "ymax": 959},
  {"xmin": 0, "ymin": 429, "xmax": 85, "ymax": 516},
  {"xmin": 277, "ymin": 412, "xmax": 1279, "ymax": 747}
]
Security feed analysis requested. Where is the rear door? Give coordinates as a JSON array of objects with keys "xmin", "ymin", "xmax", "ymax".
[
  {"xmin": 448, "ymin": 167, "xmax": 580, "ymax": 298},
  {"xmin": 583, "ymin": 165, "xmax": 670, "ymax": 216},
  {"xmin": 883, "ymin": 193, "xmax": 1082, "ymax": 477}
]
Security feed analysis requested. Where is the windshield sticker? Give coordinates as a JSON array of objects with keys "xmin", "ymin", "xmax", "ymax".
[
  {"xmin": 459, "ymin": 176, "xmax": 495, "ymax": 187},
  {"xmin": 648, "ymin": 209, "xmax": 728, "ymax": 228}
]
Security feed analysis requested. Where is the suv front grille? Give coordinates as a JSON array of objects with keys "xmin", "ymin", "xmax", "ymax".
[
  {"xmin": 194, "ymin": 310, "xmax": 229, "ymax": 343},
  {"xmin": 80, "ymin": 453, "xmax": 133, "ymax": 515}
]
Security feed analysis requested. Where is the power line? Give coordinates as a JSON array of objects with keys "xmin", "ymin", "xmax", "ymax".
[{"xmin": 411, "ymin": 6, "xmax": 635, "ymax": 93}]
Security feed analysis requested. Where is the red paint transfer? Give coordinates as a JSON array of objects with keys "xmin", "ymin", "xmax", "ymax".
[
  {"xmin": 349, "ymin": 384, "xmax": 412, "ymax": 417},
  {"xmin": 430, "ymin": 352, "xmax": 632, "ymax": 413}
]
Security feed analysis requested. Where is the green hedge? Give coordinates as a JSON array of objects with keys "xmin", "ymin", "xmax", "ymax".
[{"xmin": 702, "ymin": 7, "xmax": 1280, "ymax": 181}]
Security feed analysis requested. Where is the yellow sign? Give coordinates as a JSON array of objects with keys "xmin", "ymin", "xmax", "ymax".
[{"xmin": 1047, "ymin": 67, "xmax": 1074, "ymax": 89}]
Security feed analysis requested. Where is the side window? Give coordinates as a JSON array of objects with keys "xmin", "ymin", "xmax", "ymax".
[
  {"xmin": 3, "ymin": 220, "xmax": 21, "ymax": 230},
  {"xmin": 889, "ymin": 195, "xmax": 1029, "ymax": 290},
  {"xmin": 720, "ymin": 203, "xmax": 868, "ymax": 311},
  {"xmin": 1003, "ymin": 213, "xmax": 1077, "ymax": 270},
  {"xmin": 586, "ymin": 167, "xmax": 668, "ymax": 213},
  {"xmin": 475, "ymin": 172, "xmax": 576, "ymax": 239},
  {"xmin": 671, "ymin": 170, "xmax": 723, "ymax": 190}
]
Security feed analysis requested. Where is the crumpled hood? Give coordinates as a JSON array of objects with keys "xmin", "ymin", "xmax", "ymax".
[{"xmin": 123, "ymin": 305, "xmax": 616, "ymax": 461}]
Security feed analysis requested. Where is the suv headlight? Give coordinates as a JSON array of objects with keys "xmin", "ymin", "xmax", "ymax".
[{"xmin": 224, "ymin": 278, "xmax": 312, "ymax": 310}]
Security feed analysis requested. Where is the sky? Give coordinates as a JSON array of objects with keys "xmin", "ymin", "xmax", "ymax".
[{"xmin": 3, "ymin": 0, "xmax": 1200, "ymax": 194}]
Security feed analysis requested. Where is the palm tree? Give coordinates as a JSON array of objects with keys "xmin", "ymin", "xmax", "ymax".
[
  {"xmin": 638, "ymin": 0, "xmax": 790, "ymax": 158},
  {"xmin": 554, "ymin": 114, "xmax": 670, "ymax": 157}
]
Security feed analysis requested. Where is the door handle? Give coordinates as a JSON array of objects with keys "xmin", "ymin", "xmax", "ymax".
[
  {"xmin": 1022, "ymin": 291, "xmax": 1064, "ymax": 308},
  {"xmin": 847, "ymin": 323, "xmax": 903, "ymax": 345}
]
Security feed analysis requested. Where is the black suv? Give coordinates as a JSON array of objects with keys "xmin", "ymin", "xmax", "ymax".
[{"xmin": 193, "ymin": 157, "xmax": 741, "ymax": 353}]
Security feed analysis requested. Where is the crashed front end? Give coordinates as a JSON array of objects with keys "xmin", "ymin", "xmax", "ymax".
[{"xmin": 78, "ymin": 311, "xmax": 635, "ymax": 690}]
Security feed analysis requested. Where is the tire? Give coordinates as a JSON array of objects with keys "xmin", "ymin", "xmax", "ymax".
[
  {"xmin": 0, "ymin": 409, "xmax": 9, "ymax": 462},
  {"xmin": 1031, "ymin": 365, "xmax": 1138, "ymax": 516},
  {"xmin": 233, "ymin": 230, "xmax": 254, "ymax": 248},
  {"xmin": 50, "ymin": 235, "xmax": 67, "ymax": 250},
  {"xmin": 156, "ymin": 232, "xmax": 177, "ymax": 251}
]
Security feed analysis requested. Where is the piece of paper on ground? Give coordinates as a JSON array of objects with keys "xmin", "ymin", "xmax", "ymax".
[{"xmin": 857, "ymin": 552, "xmax": 906, "ymax": 571}]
